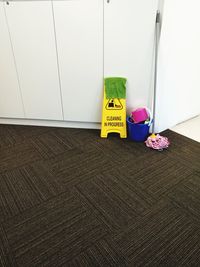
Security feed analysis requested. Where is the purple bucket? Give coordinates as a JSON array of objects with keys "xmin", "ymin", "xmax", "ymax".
[{"xmin": 127, "ymin": 117, "xmax": 152, "ymax": 142}]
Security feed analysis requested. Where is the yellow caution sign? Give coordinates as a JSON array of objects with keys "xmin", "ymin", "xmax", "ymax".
[{"xmin": 101, "ymin": 87, "xmax": 127, "ymax": 138}]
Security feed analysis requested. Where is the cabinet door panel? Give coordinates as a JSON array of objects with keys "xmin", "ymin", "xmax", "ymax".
[
  {"xmin": 5, "ymin": 1, "xmax": 63, "ymax": 120},
  {"xmin": 104, "ymin": 0, "xmax": 158, "ymax": 113},
  {"xmin": 53, "ymin": 0, "xmax": 103, "ymax": 122},
  {"xmin": 0, "ymin": 3, "xmax": 24, "ymax": 118}
]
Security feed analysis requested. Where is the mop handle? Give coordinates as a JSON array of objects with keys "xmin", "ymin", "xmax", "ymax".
[{"xmin": 152, "ymin": 10, "xmax": 161, "ymax": 133}]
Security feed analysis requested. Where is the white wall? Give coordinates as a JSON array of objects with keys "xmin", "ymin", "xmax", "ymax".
[
  {"xmin": 155, "ymin": 0, "xmax": 200, "ymax": 132},
  {"xmin": 104, "ymin": 0, "xmax": 159, "ymax": 115}
]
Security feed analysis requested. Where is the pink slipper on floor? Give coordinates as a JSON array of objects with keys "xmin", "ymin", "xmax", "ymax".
[{"xmin": 145, "ymin": 134, "xmax": 170, "ymax": 151}]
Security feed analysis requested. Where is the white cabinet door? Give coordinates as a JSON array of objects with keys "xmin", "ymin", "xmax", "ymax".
[
  {"xmin": 53, "ymin": 0, "xmax": 103, "ymax": 122},
  {"xmin": 5, "ymin": 1, "xmax": 63, "ymax": 120},
  {"xmin": 0, "ymin": 3, "xmax": 24, "ymax": 118},
  {"xmin": 104, "ymin": 0, "xmax": 158, "ymax": 114}
]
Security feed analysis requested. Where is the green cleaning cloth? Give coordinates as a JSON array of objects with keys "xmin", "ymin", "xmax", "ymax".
[{"xmin": 105, "ymin": 77, "xmax": 127, "ymax": 99}]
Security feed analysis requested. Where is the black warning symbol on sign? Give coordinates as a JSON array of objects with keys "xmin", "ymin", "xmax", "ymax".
[{"xmin": 106, "ymin": 99, "xmax": 123, "ymax": 110}]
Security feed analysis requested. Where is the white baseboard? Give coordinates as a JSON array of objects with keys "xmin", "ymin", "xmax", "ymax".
[{"xmin": 0, "ymin": 118, "xmax": 101, "ymax": 130}]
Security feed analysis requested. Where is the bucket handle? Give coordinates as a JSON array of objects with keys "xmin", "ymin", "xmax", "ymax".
[{"xmin": 148, "ymin": 118, "xmax": 153, "ymax": 126}]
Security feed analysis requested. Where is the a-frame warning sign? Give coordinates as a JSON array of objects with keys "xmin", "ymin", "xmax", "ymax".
[{"xmin": 101, "ymin": 87, "xmax": 127, "ymax": 138}]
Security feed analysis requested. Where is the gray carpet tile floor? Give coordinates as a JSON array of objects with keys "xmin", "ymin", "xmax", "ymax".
[{"xmin": 0, "ymin": 124, "xmax": 200, "ymax": 266}]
